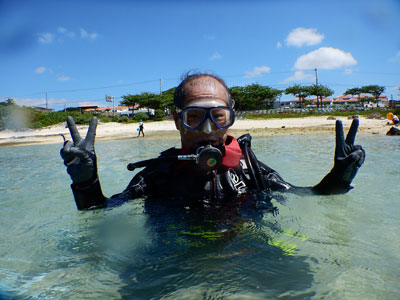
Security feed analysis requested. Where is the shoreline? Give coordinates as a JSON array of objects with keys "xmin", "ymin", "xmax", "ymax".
[{"xmin": 0, "ymin": 116, "xmax": 393, "ymax": 147}]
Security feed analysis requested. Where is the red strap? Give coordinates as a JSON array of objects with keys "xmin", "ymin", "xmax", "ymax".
[{"xmin": 222, "ymin": 136, "xmax": 242, "ymax": 168}]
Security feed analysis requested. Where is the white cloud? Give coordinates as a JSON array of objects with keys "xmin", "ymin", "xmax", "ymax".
[
  {"xmin": 209, "ymin": 52, "xmax": 222, "ymax": 61},
  {"xmin": 35, "ymin": 67, "xmax": 47, "ymax": 74},
  {"xmin": 80, "ymin": 28, "xmax": 98, "ymax": 40},
  {"xmin": 57, "ymin": 76, "xmax": 71, "ymax": 81},
  {"xmin": 286, "ymin": 27, "xmax": 324, "ymax": 47},
  {"xmin": 283, "ymin": 71, "xmax": 314, "ymax": 82},
  {"xmin": 245, "ymin": 66, "xmax": 271, "ymax": 77},
  {"xmin": 294, "ymin": 47, "xmax": 357, "ymax": 70},
  {"xmin": 38, "ymin": 32, "xmax": 55, "ymax": 44},
  {"xmin": 57, "ymin": 27, "xmax": 75, "ymax": 38},
  {"xmin": 37, "ymin": 27, "xmax": 97, "ymax": 44},
  {"xmin": 276, "ymin": 41, "xmax": 282, "ymax": 48}
]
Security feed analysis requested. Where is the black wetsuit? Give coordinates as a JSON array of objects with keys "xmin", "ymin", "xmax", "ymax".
[{"xmin": 70, "ymin": 134, "xmax": 352, "ymax": 210}]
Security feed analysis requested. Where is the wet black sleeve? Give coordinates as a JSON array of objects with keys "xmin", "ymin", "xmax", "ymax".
[
  {"xmin": 107, "ymin": 173, "xmax": 147, "ymax": 208},
  {"xmin": 70, "ymin": 172, "xmax": 147, "ymax": 210},
  {"xmin": 71, "ymin": 177, "xmax": 107, "ymax": 210},
  {"xmin": 257, "ymin": 161, "xmax": 314, "ymax": 195},
  {"xmin": 258, "ymin": 160, "xmax": 357, "ymax": 195}
]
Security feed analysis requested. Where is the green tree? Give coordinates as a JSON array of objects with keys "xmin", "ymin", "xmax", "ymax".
[
  {"xmin": 319, "ymin": 85, "xmax": 334, "ymax": 107},
  {"xmin": 229, "ymin": 86, "xmax": 247, "ymax": 110},
  {"xmin": 0, "ymin": 99, "xmax": 17, "ymax": 129},
  {"xmin": 121, "ymin": 92, "xmax": 160, "ymax": 113},
  {"xmin": 246, "ymin": 84, "xmax": 282, "ymax": 109},
  {"xmin": 310, "ymin": 84, "xmax": 334, "ymax": 108},
  {"xmin": 229, "ymin": 84, "xmax": 282, "ymax": 111},
  {"xmin": 344, "ymin": 87, "xmax": 363, "ymax": 107},
  {"xmin": 0, "ymin": 98, "xmax": 16, "ymax": 106},
  {"xmin": 122, "ymin": 88, "xmax": 176, "ymax": 114},
  {"xmin": 284, "ymin": 85, "xmax": 312, "ymax": 108},
  {"xmin": 142, "ymin": 92, "xmax": 163, "ymax": 110},
  {"xmin": 361, "ymin": 85, "xmax": 385, "ymax": 106},
  {"xmin": 160, "ymin": 87, "xmax": 175, "ymax": 111},
  {"xmin": 120, "ymin": 94, "xmax": 142, "ymax": 108}
]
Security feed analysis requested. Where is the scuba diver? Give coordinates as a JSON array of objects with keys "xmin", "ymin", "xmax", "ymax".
[{"xmin": 60, "ymin": 73, "xmax": 365, "ymax": 210}]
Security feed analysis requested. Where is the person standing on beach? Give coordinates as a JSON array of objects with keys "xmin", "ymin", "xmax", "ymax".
[
  {"xmin": 60, "ymin": 72, "xmax": 365, "ymax": 210},
  {"xmin": 137, "ymin": 119, "xmax": 144, "ymax": 137},
  {"xmin": 393, "ymin": 114, "xmax": 399, "ymax": 125}
]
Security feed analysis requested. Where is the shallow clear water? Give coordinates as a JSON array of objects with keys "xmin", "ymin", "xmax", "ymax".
[{"xmin": 1, "ymin": 134, "xmax": 399, "ymax": 299}]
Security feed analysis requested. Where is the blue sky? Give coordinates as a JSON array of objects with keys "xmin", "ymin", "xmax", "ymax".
[{"xmin": 1, "ymin": 0, "xmax": 399, "ymax": 110}]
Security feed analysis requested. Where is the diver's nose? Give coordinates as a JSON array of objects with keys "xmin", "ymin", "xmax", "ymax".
[{"xmin": 200, "ymin": 118, "xmax": 212, "ymax": 134}]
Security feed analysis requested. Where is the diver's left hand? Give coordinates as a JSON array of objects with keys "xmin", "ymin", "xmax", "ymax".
[{"xmin": 332, "ymin": 118, "xmax": 365, "ymax": 183}]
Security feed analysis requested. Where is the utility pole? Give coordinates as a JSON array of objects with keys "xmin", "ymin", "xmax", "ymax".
[
  {"xmin": 46, "ymin": 91, "xmax": 48, "ymax": 109},
  {"xmin": 159, "ymin": 78, "xmax": 163, "ymax": 114},
  {"xmin": 113, "ymin": 96, "xmax": 115, "ymax": 117},
  {"xmin": 314, "ymin": 68, "xmax": 319, "ymax": 109}
]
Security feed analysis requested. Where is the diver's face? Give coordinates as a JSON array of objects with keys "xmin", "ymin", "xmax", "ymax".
[{"xmin": 173, "ymin": 77, "xmax": 230, "ymax": 153}]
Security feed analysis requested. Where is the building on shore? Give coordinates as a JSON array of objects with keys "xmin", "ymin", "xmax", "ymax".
[{"xmin": 288, "ymin": 94, "xmax": 390, "ymax": 109}]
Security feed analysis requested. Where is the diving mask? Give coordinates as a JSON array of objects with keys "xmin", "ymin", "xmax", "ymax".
[{"xmin": 177, "ymin": 106, "xmax": 235, "ymax": 131}]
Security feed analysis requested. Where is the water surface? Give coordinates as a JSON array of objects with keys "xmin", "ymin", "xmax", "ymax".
[{"xmin": 0, "ymin": 133, "xmax": 399, "ymax": 299}]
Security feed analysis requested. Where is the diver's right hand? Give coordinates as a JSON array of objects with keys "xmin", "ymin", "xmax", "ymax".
[{"xmin": 60, "ymin": 116, "xmax": 98, "ymax": 184}]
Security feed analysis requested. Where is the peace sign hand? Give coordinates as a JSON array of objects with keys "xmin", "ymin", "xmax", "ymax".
[
  {"xmin": 60, "ymin": 116, "xmax": 98, "ymax": 184},
  {"xmin": 333, "ymin": 118, "xmax": 365, "ymax": 183}
]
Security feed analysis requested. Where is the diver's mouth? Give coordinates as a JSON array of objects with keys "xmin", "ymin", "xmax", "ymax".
[{"xmin": 197, "ymin": 140, "xmax": 219, "ymax": 147}]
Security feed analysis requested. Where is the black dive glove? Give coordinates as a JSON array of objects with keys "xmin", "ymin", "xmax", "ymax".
[
  {"xmin": 60, "ymin": 116, "xmax": 106, "ymax": 210},
  {"xmin": 60, "ymin": 116, "xmax": 98, "ymax": 184},
  {"xmin": 313, "ymin": 118, "xmax": 365, "ymax": 194}
]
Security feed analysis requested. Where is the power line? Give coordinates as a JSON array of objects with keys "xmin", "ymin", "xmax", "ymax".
[
  {"xmin": 35, "ymin": 96, "xmax": 124, "ymax": 107},
  {"xmin": 47, "ymin": 79, "xmax": 160, "ymax": 94},
  {"xmin": 12, "ymin": 79, "xmax": 162, "ymax": 98},
  {"xmin": 10, "ymin": 70, "xmax": 400, "ymax": 97},
  {"xmin": 328, "ymin": 70, "xmax": 400, "ymax": 76},
  {"xmin": 4, "ymin": 70, "xmax": 399, "ymax": 104}
]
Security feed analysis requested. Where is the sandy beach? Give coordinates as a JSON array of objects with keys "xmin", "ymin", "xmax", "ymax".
[{"xmin": 0, "ymin": 116, "xmax": 393, "ymax": 147}]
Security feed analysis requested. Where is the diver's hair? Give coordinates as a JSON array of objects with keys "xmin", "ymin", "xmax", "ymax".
[{"xmin": 173, "ymin": 71, "xmax": 233, "ymax": 109}]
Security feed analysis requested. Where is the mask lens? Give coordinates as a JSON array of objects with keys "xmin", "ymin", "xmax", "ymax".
[
  {"xmin": 211, "ymin": 107, "xmax": 232, "ymax": 128},
  {"xmin": 183, "ymin": 108, "xmax": 206, "ymax": 129},
  {"xmin": 180, "ymin": 106, "xmax": 234, "ymax": 130}
]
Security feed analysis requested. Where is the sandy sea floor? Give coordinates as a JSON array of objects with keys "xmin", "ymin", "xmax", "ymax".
[{"xmin": 0, "ymin": 116, "xmax": 394, "ymax": 147}]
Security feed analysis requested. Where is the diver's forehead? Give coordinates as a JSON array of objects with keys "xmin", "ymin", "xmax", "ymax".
[
  {"xmin": 184, "ymin": 99, "xmax": 227, "ymax": 108},
  {"xmin": 183, "ymin": 77, "xmax": 229, "ymax": 107}
]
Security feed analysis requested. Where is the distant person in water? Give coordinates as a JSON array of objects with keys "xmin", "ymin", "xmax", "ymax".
[
  {"xmin": 60, "ymin": 72, "xmax": 365, "ymax": 210},
  {"xmin": 137, "ymin": 119, "xmax": 144, "ymax": 137}
]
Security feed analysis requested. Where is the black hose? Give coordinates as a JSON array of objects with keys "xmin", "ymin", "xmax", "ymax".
[
  {"xmin": 243, "ymin": 143, "xmax": 260, "ymax": 190},
  {"xmin": 247, "ymin": 147, "xmax": 266, "ymax": 190},
  {"xmin": 127, "ymin": 156, "xmax": 177, "ymax": 171}
]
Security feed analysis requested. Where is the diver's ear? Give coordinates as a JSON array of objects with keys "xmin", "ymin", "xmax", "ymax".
[{"xmin": 173, "ymin": 111, "xmax": 180, "ymax": 130}]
